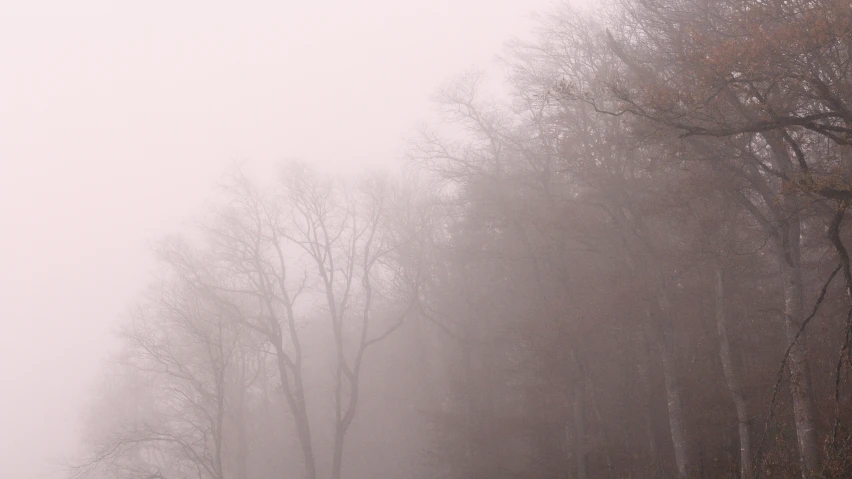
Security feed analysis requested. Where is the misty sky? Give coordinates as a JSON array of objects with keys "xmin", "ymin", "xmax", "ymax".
[{"xmin": 0, "ymin": 1, "xmax": 569, "ymax": 476}]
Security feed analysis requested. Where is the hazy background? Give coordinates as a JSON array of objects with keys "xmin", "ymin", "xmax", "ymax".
[{"xmin": 0, "ymin": 1, "xmax": 565, "ymax": 476}]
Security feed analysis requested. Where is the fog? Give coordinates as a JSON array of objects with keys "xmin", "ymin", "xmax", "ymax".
[
  {"xmin": 0, "ymin": 2, "xmax": 552, "ymax": 476},
  {"xmin": 4, "ymin": 1, "xmax": 852, "ymax": 479}
]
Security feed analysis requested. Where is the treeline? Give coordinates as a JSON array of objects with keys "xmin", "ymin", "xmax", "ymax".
[{"xmin": 71, "ymin": 0, "xmax": 852, "ymax": 478}]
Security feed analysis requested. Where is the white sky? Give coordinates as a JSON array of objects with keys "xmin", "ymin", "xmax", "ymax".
[{"xmin": 0, "ymin": 0, "xmax": 578, "ymax": 476}]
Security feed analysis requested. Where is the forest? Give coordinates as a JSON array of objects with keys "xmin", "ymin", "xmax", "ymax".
[{"xmin": 68, "ymin": 0, "xmax": 852, "ymax": 478}]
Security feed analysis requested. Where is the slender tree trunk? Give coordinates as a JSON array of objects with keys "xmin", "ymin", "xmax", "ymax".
[
  {"xmin": 331, "ymin": 430, "xmax": 345, "ymax": 479},
  {"xmin": 274, "ymin": 344, "xmax": 317, "ymax": 479},
  {"xmin": 234, "ymin": 355, "xmax": 249, "ymax": 479},
  {"xmin": 713, "ymin": 263, "xmax": 753, "ymax": 479},
  {"xmin": 573, "ymin": 384, "xmax": 588, "ymax": 479},
  {"xmin": 574, "ymin": 349, "xmax": 614, "ymax": 478},
  {"xmin": 656, "ymin": 289, "xmax": 690, "ymax": 479},
  {"xmin": 293, "ymin": 383, "xmax": 317, "ymax": 479},
  {"xmin": 462, "ymin": 338, "xmax": 476, "ymax": 477},
  {"xmin": 214, "ymin": 385, "xmax": 225, "ymax": 479},
  {"xmin": 639, "ymin": 325, "xmax": 660, "ymax": 472},
  {"xmin": 660, "ymin": 327, "xmax": 689, "ymax": 479}
]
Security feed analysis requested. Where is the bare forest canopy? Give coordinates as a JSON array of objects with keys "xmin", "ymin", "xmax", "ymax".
[{"xmin": 69, "ymin": 1, "xmax": 852, "ymax": 478}]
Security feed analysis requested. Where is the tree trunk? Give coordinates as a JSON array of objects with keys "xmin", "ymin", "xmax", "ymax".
[
  {"xmin": 331, "ymin": 430, "xmax": 345, "ymax": 479},
  {"xmin": 234, "ymin": 355, "xmax": 249, "ymax": 479},
  {"xmin": 573, "ymin": 384, "xmax": 588, "ymax": 479},
  {"xmin": 274, "ymin": 344, "xmax": 317, "ymax": 479},
  {"xmin": 713, "ymin": 264, "xmax": 753, "ymax": 479},
  {"xmin": 768, "ymin": 201, "xmax": 819, "ymax": 478},
  {"xmin": 462, "ymin": 338, "xmax": 476, "ymax": 477},
  {"xmin": 639, "ymin": 325, "xmax": 660, "ymax": 473},
  {"xmin": 779, "ymin": 253, "xmax": 820, "ymax": 478},
  {"xmin": 656, "ymin": 290, "xmax": 690, "ymax": 479}
]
